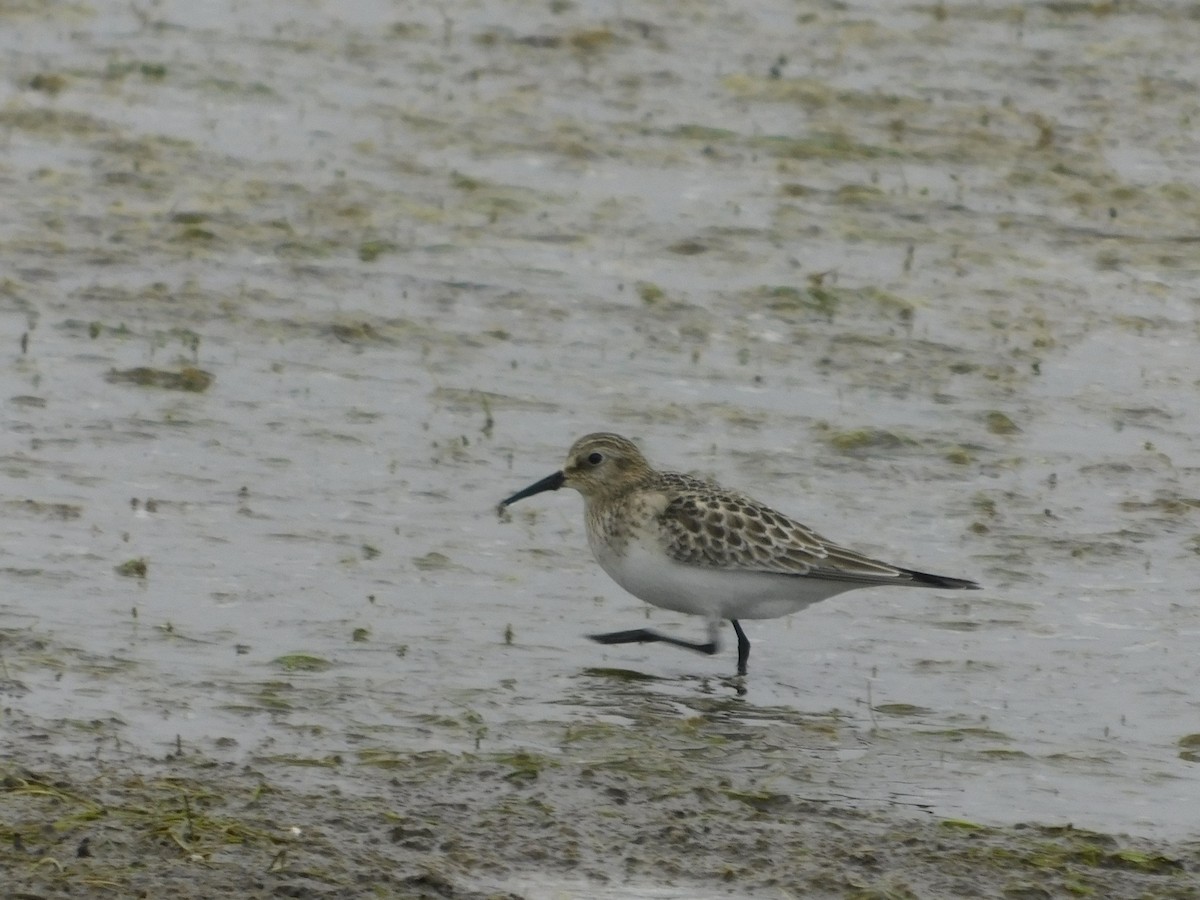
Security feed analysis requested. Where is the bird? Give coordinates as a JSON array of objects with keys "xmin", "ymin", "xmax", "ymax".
[{"xmin": 499, "ymin": 432, "xmax": 980, "ymax": 675}]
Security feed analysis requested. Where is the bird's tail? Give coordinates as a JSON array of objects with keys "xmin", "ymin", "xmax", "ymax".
[{"xmin": 902, "ymin": 568, "xmax": 981, "ymax": 590}]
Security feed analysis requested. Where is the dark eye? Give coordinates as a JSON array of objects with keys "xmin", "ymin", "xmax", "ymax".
[{"xmin": 587, "ymin": 452, "xmax": 604, "ymax": 466}]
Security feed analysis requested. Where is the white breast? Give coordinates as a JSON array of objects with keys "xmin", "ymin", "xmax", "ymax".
[{"xmin": 590, "ymin": 531, "xmax": 855, "ymax": 622}]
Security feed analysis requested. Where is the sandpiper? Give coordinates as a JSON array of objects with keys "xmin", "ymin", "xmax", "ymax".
[{"xmin": 500, "ymin": 433, "xmax": 980, "ymax": 675}]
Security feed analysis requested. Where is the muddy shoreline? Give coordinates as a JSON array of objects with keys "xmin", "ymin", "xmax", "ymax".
[
  {"xmin": 5, "ymin": 626, "xmax": 1200, "ymax": 899},
  {"xmin": 4, "ymin": 720, "xmax": 1198, "ymax": 899}
]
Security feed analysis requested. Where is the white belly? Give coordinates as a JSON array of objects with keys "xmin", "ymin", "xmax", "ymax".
[{"xmin": 591, "ymin": 534, "xmax": 854, "ymax": 622}]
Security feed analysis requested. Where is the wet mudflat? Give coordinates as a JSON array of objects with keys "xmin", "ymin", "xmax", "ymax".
[{"xmin": 3, "ymin": 0, "xmax": 1200, "ymax": 896}]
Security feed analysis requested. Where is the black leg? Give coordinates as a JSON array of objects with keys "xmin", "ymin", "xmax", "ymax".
[
  {"xmin": 588, "ymin": 628, "xmax": 717, "ymax": 656},
  {"xmin": 731, "ymin": 620, "xmax": 750, "ymax": 676}
]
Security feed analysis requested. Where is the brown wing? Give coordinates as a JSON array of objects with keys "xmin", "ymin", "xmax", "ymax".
[{"xmin": 657, "ymin": 478, "xmax": 905, "ymax": 581}]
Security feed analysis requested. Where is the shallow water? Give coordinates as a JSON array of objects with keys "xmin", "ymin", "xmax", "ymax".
[{"xmin": 2, "ymin": 0, "xmax": 1199, "ymax": 868}]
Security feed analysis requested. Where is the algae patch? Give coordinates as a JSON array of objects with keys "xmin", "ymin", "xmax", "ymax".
[
  {"xmin": 106, "ymin": 366, "xmax": 214, "ymax": 392},
  {"xmin": 269, "ymin": 654, "xmax": 333, "ymax": 673}
]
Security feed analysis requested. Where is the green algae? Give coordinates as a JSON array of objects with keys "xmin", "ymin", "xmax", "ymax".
[
  {"xmin": 106, "ymin": 366, "xmax": 213, "ymax": 392},
  {"xmin": 114, "ymin": 558, "xmax": 148, "ymax": 578},
  {"xmin": 269, "ymin": 654, "xmax": 333, "ymax": 673},
  {"xmin": 986, "ymin": 411, "xmax": 1022, "ymax": 434},
  {"xmin": 825, "ymin": 427, "xmax": 917, "ymax": 455}
]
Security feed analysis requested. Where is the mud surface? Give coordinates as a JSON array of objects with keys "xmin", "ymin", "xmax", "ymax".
[
  {"xmin": 3, "ymin": 0, "xmax": 1200, "ymax": 896},
  {"xmin": 2, "ymin": 728, "xmax": 1198, "ymax": 899}
]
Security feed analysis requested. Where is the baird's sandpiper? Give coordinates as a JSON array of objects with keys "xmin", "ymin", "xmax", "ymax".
[{"xmin": 500, "ymin": 433, "xmax": 980, "ymax": 675}]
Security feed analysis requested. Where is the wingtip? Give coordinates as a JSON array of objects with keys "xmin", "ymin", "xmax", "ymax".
[{"xmin": 907, "ymin": 570, "xmax": 982, "ymax": 590}]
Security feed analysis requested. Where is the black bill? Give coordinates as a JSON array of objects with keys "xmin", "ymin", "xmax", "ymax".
[{"xmin": 500, "ymin": 470, "xmax": 566, "ymax": 507}]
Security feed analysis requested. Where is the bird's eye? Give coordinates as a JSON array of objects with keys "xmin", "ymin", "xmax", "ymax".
[{"xmin": 587, "ymin": 452, "xmax": 604, "ymax": 466}]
